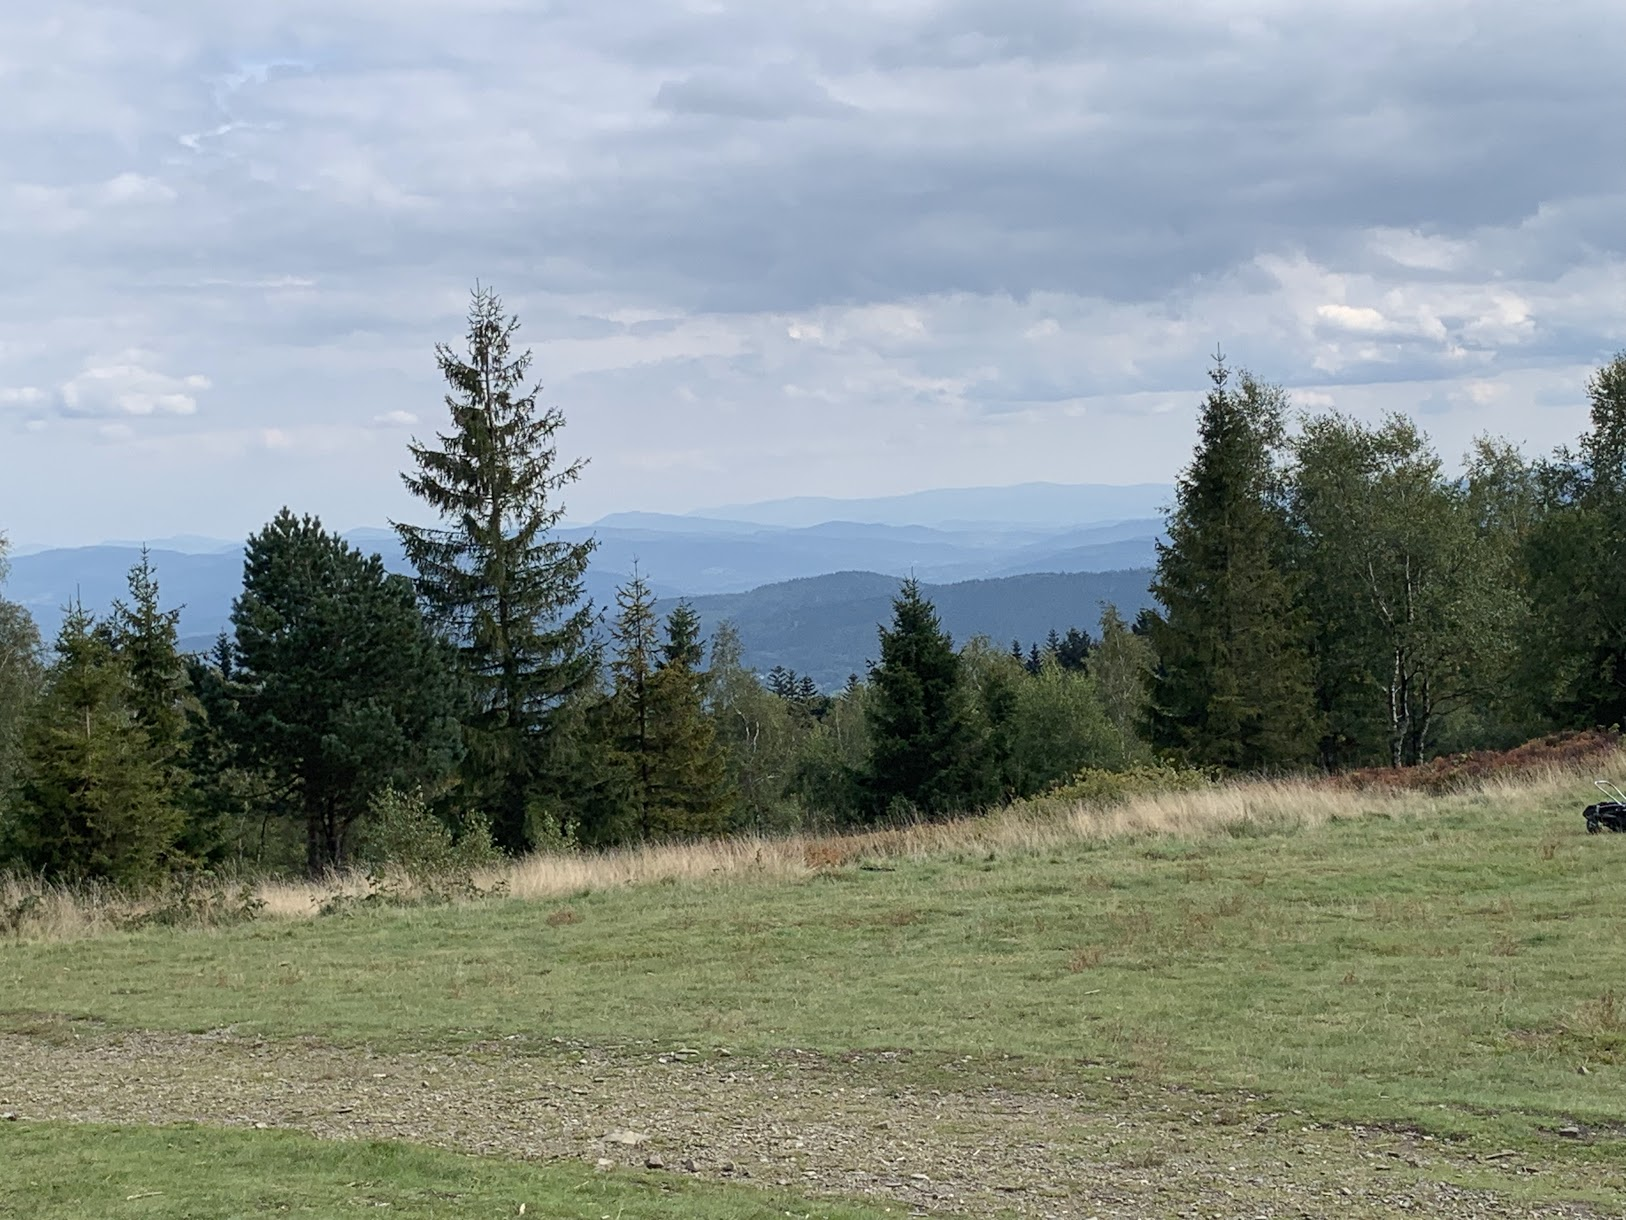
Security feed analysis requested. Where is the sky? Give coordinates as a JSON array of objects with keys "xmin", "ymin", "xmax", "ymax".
[{"xmin": 2, "ymin": 0, "xmax": 1624, "ymax": 546}]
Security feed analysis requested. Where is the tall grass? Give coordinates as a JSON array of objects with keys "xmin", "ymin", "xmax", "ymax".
[{"xmin": 4, "ymin": 749, "xmax": 1616, "ymax": 945}]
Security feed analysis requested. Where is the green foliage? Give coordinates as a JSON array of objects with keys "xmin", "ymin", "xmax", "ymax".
[
  {"xmin": 1092, "ymin": 604, "xmax": 1155, "ymax": 745},
  {"xmin": 395, "ymin": 285, "xmax": 599, "ymax": 853},
  {"xmin": 791, "ymin": 679, "xmax": 872, "ymax": 824},
  {"xmin": 708, "ymin": 622, "xmax": 809, "ymax": 831},
  {"xmin": 862, "ymin": 578, "xmax": 994, "ymax": 819},
  {"xmin": 1289, "ymin": 414, "xmax": 1521, "ymax": 767},
  {"xmin": 1145, "ymin": 359, "xmax": 1318, "ymax": 770},
  {"xmin": 0, "ymin": 532, "xmax": 42, "ymax": 804},
  {"xmin": 3, "ymin": 606, "xmax": 183, "ymax": 884},
  {"xmin": 232, "ymin": 511, "xmax": 466, "ymax": 876},
  {"xmin": 358, "ymin": 785, "xmax": 501, "ymax": 901},
  {"xmin": 592, "ymin": 575, "xmax": 731, "ymax": 843},
  {"xmin": 1519, "ymin": 352, "xmax": 1626, "ymax": 729},
  {"xmin": 1039, "ymin": 758, "xmax": 1216, "ymax": 806}
]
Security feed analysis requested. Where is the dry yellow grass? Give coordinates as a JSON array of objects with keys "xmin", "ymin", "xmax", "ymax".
[{"xmin": 4, "ymin": 752, "xmax": 1616, "ymax": 945}]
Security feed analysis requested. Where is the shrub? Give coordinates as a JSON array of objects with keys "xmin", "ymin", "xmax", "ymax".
[
  {"xmin": 1042, "ymin": 759, "xmax": 1216, "ymax": 807},
  {"xmin": 1326, "ymin": 729, "xmax": 1622, "ymax": 794},
  {"xmin": 357, "ymin": 786, "xmax": 502, "ymax": 901}
]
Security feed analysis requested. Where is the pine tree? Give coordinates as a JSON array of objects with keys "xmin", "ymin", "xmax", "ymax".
[
  {"xmin": 233, "ymin": 511, "xmax": 466, "ymax": 875},
  {"xmin": 394, "ymin": 286, "xmax": 598, "ymax": 853},
  {"xmin": 1056, "ymin": 627, "xmax": 1092, "ymax": 673},
  {"xmin": 1145, "ymin": 358, "xmax": 1317, "ymax": 770},
  {"xmin": 862, "ymin": 579, "xmax": 992, "ymax": 819},
  {"xmin": 605, "ymin": 570, "xmax": 661, "ymax": 841},
  {"xmin": 5, "ymin": 606, "xmax": 182, "ymax": 884},
  {"xmin": 597, "ymin": 576, "xmax": 730, "ymax": 840},
  {"xmin": 1025, "ymin": 643, "xmax": 1043, "ymax": 675},
  {"xmin": 646, "ymin": 605, "xmax": 729, "ymax": 836}
]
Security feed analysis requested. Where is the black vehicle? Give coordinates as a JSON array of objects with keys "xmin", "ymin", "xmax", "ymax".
[{"xmin": 1584, "ymin": 780, "xmax": 1626, "ymax": 834}]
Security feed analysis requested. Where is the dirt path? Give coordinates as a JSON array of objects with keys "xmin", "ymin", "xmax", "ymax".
[{"xmin": 0, "ymin": 1024, "xmax": 1610, "ymax": 1219}]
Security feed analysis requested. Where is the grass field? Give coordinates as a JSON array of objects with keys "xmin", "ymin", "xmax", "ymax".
[{"xmin": 4, "ymin": 770, "xmax": 1626, "ymax": 1216}]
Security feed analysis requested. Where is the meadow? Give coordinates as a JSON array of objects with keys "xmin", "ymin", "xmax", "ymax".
[{"xmin": 4, "ymin": 766, "xmax": 1625, "ymax": 1217}]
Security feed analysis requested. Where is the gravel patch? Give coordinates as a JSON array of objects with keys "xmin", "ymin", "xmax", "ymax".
[{"xmin": 0, "ymin": 1025, "xmax": 1609, "ymax": 1219}]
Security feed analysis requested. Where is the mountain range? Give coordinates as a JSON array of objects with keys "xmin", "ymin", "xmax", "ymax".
[{"xmin": 5, "ymin": 482, "xmax": 1167, "ymax": 685}]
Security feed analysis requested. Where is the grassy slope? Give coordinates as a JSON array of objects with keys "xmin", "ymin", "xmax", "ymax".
[
  {"xmin": 0, "ymin": 1121, "xmax": 892, "ymax": 1220},
  {"xmin": 6, "ymin": 784, "xmax": 1625, "ymax": 1148}
]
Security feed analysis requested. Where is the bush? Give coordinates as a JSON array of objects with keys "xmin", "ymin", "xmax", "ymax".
[
  {"xmin": 1326, "ymin": 729, "xmax": 1622, "ymax": 794},
  {"xmin": 357, "ymin": 786, "xmax": 502, "ymax": 901},
  {"xmin": 1042, "ymin": 759, "xmax": 1216, "ymax": 807}
]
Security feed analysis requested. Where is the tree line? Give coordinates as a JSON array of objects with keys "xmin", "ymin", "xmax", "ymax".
[{"xmin": 0, "ymin": 288, "xmax": 1622, "ymax": 885}]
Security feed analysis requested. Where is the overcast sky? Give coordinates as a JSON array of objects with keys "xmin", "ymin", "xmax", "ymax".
[{"xmin": 2, "ymin": 1, "xmax": 1624, "ymax": 545}]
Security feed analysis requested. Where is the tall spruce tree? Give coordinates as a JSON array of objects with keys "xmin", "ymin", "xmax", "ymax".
[
  {"xmin": 862, "ymin": 578, "xmax": 991, "ymax": 819},
  {"xmin": 233, "ymin": 511, "xmax": 466, "ymax": 875},
  {"xmin": 4, "ymin": 605, "xmax": 182, "ymax": 884},
  {"xmin": 1145, "ymin": 358, "xmax": 1316, "ymax": 770},
  {"xmin": 395, "ymin": 286, "xmax": 598, "ymax": 853}
]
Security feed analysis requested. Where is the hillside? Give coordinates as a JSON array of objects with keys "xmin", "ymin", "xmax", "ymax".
[
  {"xmin": 5, "ymin": 767, "xmax": 1622, "ymax": 1216},
  {"xmin": 10, "ymin": 545, "xmax": 1156, "ymax": 685},
  {"xmin": 685, "ymin": 569, "xmax": 1157, "ymax": 687}
]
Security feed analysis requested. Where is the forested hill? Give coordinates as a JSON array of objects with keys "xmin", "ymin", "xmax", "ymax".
[{"xmin": 684, "ymin": 569, "xmax": 1156, "ymax": 689}]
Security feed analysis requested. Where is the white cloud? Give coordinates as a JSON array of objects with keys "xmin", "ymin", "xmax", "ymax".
[
  {"xmin": 0, "ymin": 386, "xmax": 45, "ymax": 407},
  {"xmin": 58, "ymin": 356, "xmax": 210, "ymax": 418},
  {"xmin": 0, "ymin": 0, "xmax": 1622, "ymax": 544}
]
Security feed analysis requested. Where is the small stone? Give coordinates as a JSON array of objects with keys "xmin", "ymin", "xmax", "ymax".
[
  {"xmin": 719, "ymin": 1160, "xmax": 736, "ymax": 1174},
  {"xmin": 644, "ymin": 1154, "xmax": 665, "ymax": 1170},
  {"xmin": 253, "ymin": 1122, "xmax": 270, "ymax": 1129},
  {"xmin": 680, "ymin": 1157, "xmax": 697, "ymax": 1173},
  {"xmin": 604, "ymin": 1129, "xmax": 647, "ymax": 1147},
  {"xmin": 1, "ymin": 1111, "xmax": 17, "ymax": 1121},
  {"xmin": 595, "ymin": 1158, "xmax": 614, "ymax": 1171}
]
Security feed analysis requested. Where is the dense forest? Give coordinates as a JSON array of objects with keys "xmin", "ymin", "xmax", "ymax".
[{"xmin": 2, "ymin": 288, "xmax": 1624, "ymax": 885}]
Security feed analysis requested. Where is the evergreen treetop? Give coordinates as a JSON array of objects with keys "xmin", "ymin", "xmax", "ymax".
[{"xmin": 394, "ymin": 286, "xmax": 599, "ymax": 851}]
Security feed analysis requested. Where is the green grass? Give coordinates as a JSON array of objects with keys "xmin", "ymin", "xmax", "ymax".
[
  {"xmin": 6, "ymin": 786, "xmax": 1626, "ymax": 1147},
  {"xmin": 0, "ymin": 1120, "xmax": 892, "ymax": 1219}
]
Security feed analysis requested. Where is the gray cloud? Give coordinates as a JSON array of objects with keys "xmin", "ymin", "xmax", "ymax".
[{"xmin": 0, "ymin": 1, "xmax": 1623, "ymax": 545}]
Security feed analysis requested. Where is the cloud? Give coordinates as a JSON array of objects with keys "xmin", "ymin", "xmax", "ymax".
[
  {"xmin": 0, "ymin": 0, "xmax": 1622, "ymax": 544},
  {"xmin": 0, "ymin": 386, "xmax": 46, "ymax": 408},
  {"xmin": 653, "ymin": 67, "xmax": 852, "ymax": 121},
  {"xmin": 57, "ymin": 356, "xmax": 211, "ymax": 419}
]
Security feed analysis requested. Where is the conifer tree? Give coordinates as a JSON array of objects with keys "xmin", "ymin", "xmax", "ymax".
[
  {"xmin": 394, "ymin": 286, "xmax": 598, "ymax": 853},
  {"xmin": 600, "ymin": 579, "xmax": 729, "ymax": 840},
  {"xmin": 646, "ymin": 604, "xmax": 729, "ymax": 836},
  {"xmin": 233, "ymin": 511, "xmax": 466, "ymax": 875},
  {"xmin": 1056, "ymin": 627, "xmax": 1092, "ymax": 673},
  {"xmin": 5, "ymin": 605, "xmax": 182, "ymax": 884},
  {"xmin": 605, "ymin": 570, "xmax": 661, "ymax": 841},
  {"xmin": 862, "ymin": 579, "xmax": 991, "ymax": 819},
  {"xmin": 105, "ymin": 550, "xmax": 189, "ymax": 758},
  {"xmin": 1145, "ymin": 358, "xmax": 1316, "ymax": 770}
]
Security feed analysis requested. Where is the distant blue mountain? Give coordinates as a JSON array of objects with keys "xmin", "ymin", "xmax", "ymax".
[
  {"xmin": 5, "ymin": 483, "xmax": 1167, "ymax": 676},
  {"xmin": 694, "ymin": 481, "xmax": 1173, "ymax": 529}
]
